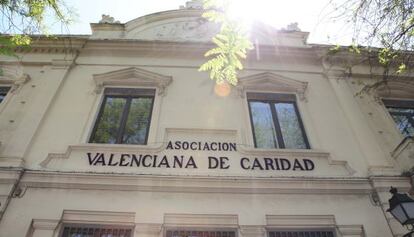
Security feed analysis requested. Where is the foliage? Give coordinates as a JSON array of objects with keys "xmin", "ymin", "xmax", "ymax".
[
  {"xmin": 0, "ymin": 0, "xmax": 73, "ymax": 56},
  {"xmin": 326, "ymin": 0, "xmax": 414, "ymax": 89},
  {"xmin": 199, "ymin": 0, "xmax": 253, "ymax": 86}
]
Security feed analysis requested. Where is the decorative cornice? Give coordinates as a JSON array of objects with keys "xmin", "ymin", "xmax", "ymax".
[
  {"xmin": 13, "ymin": 37, "xmax": 87, "ymax": 54},
  {"xmin": 92, "ymin": 67, "xmax": 173, "ymax": 95},
  {"xmin": 369, "ymin": 176, "xmax": 412, "ymax": 192},
  {"xmin": 236, "ymin": 72, "xmax": 309, "ymax": 101},
  {"xmin": 20, "ymin": 171, "xmax": 377, "ymax": 195}
]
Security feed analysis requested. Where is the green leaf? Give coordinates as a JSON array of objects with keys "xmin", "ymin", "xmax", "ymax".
[{"xmin": 200, "ymin": 0, "xmax": 254, "ymax": 87}]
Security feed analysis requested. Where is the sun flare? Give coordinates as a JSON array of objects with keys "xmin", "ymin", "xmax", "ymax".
[{"xmin": 226, "ymin": 0, "xmax": 293, "ymax": 30}]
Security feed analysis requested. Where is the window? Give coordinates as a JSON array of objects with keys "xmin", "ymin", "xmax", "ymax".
[
  {"xmin": 60, "ymin": 224, "xmax": 133, "ymax": 237},
  {"xmin": 383, "ymin": 99, "xmax": 414, "ymax": 137},
  {"xmin": 0, "ymin": 86, "xmax": 11, "ymax": 103},
  {"xmin": 268, "ymin": 230, "xmax": 335, "ymax": 237},
  {"xmin": 166, "ymin": 230, "xmax": 236, "ymax": 237},
  {"xmin": 247, "ymin": 93, "xmax": 309, "ymax": 149},
  {"xmin": 90, "ymin": 88, "xmax": 155, "ymax": 145}
]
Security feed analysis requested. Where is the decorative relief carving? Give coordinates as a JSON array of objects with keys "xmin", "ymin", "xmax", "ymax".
[
  {"xmin": 179, "ymin": 0, "xmax": 203, "ymax": 10},
  {"xmin": 284, "ymin": 22, "xmax": 301, "ymax": 31},
  {"xmin": 133, "ymin": 20, "xmax": 218, "ymax": 42},
  {"xmin": 99, "ymin": 14, "xmax": 121, "ymax": 24}
]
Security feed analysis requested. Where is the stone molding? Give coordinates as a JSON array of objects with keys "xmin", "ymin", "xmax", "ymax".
[
  {"xmin": 0, "ymin": 156, "xmax": 25, "ymax": 167},
  {"xmin": 0, "ymin": 169, "xmax": 22, "ymax": 216},
  {"xmin": 369, "ymin": 176, "xmax": 412, "ymax": 193},
  {"xmin": 164, "ymin": 214, "xmax": 238, "ymax": 228},
  {"xmin": 20, "ymin": 171, "xmax": 375, "ymax": 194},
  {"xmin": 135, "ymin": 223, "xmax": 162, "ymax": 235},
  {"xmin": 62, "ymin": 210, "xmax": 135, "ymax": 225},
  {"xmin": 239, "ymin": 226, "xmax": 265, "ymax": 237},
  {"xmin": 236, "ymin": 72, "xmax": 308, "ymax": 101},
  {"xmin": 266, "ymin": 215, "xmax": 336, "ymax": 227},
  {"xmin": 40, "ymin": 143, "xmax": 165, "ymax": 168},
  {"xmin": 31, "ymin": 219, "xmax": 60, "ymax": 230},
  {"xmin": 337, "ymin": 225, "xmax": 365, "ymax": 237},
  {"xmin": 92, "ymin": 67, "xmax": 173, "ymax": 95}
]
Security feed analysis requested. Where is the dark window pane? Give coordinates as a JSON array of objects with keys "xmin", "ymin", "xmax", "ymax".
[
  {"xmin": 122, "ymin": 97, "xmax": 153, "ymax": 144},
  {"xmin": 275, "ymin": 103, "xmax": 307, "ymax": 149},
  {"xmin": 91, "ymin": 97, "xmax": 127, "ymax": 144},
  {"xmin": 60, "ymin": 226, "xmax": 132, "ymax": 237},
  {"xmin": 250, "ymin": 101, "xmax": 278, "ymax": 148},
  {"xmin": 269, "ymin": 231, "xmax": 334, "ymax": 237},
  {"xmin": 385, "ymin": 104, "xmax": 414, "ymax": 137},
  {"xmin": 390, "ymin": 114, "xmax": 414, "ymax": 136},
  {"xmin": 0, "ymin": 86, "xmax": 11, "ymax": 103}
]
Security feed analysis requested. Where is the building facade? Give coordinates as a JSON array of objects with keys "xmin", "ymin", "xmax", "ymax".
[{"xmin": 0, "ymin": 1, "xmax": 413, "ymax": 237}]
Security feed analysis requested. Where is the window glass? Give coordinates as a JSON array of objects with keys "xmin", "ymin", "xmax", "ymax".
[
  {"xmin": 122, "ymin": 97, "xmax": 153, "ymax": 144},
  {"xmin": 249, "ymin": 101, "xmax": 278, "ymax": 148},
  {"xmin": 166, "ymin": 230, "xmax": 236, "ymax": 237},
  {"xmin": 61, "ymin": 225, "xmax": 132, "ymax": 237},
  {"xmin": 90, "ymin": 88, "xmax": 154, "ymax": 145},
  {"xmin": 275, "ymin": 103, "xmax": 307, "ymax": 149},
  {"xmin": 91, "ymin": 97, "xmax": 127, "ymax": 144},
  {"xmin": 248, "ymin": 93, "xmax": 309, "ymax": 149},
  {"xmin": 268, "ymin": 230, "xmax": 334, "ymax": 237},
  {"xmin": 383, "ymin": 100, "xmax": 414, "ymax": 137},
  {"xmin": 0, "ymin": 86, "xmax": 11, "ymax": 103}
]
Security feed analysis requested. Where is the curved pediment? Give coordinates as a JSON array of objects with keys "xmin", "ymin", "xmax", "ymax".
[
  {"xmin": 237, "ymin": 72, "xmax": 308, "ymax": 100},
  {"xmin": 93, "ymin": 67, "xmax": 173, "ymax": 96},
  {"xmin": 124, "ymin": 9, "xmax": 220, "ymax": 42},
  {"xmin": 90, "ymin": 1, "xmax": 309, "ymax": 47}
]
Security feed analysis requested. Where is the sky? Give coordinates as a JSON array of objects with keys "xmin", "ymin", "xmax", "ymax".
[{"xmin": 49, "ymin": 0, "xmax": 353, "ymax": 45}]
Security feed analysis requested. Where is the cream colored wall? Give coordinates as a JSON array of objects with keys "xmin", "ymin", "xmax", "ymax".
[
  {"xmin": 9, "ymin": 50, "xmax": 377, "ymax": 175},
  {"xmin": 0, "ymin": 34, "xmax": 412, "ymax": 237},
  {"xmin": 0, "ymin": 187, "xmax": 392, "ymax": 237}
]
